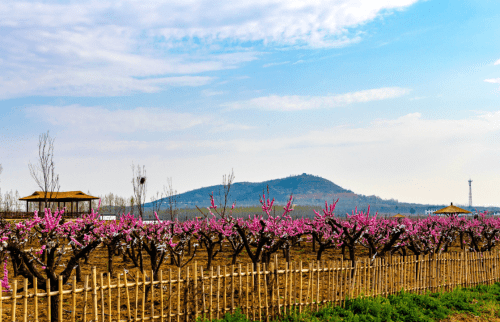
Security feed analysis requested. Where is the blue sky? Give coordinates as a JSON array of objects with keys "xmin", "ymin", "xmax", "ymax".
[{"xmin": 1, "ymin": 0, "xmax": 500, "ymax": 207}]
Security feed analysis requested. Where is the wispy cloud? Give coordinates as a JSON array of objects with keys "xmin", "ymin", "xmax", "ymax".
[
  {"xmin": 223, "ymin": 87, "xmax": 411, "ymax": 111},
  {"xmin": 409, "ymin": 96, "xmax": 428, "ymax": 100},
  {"xmin": 495, "ymin": 59, "xmax": 500, "ymax": 65},
  {"xmin": 0, "ymin": 0, "xmax": 419, "ymax": 98},
  {"xmin": 485, "ymin": 78, "xmax": 500, "ymax": 90},
  {"xmin": 27, "ymin": 106, "xmax": 210, "ymax": 133},
  {"xmin": 201, "ymin": 89, "xmax": 224, "ymax": 97},
  {"xmin": 263, "ymin": 61, "xmax": 290, "ymax": 68},
  {"xmin": 485, "ymin": 78, "xmax": 500, "ymax": 84}
]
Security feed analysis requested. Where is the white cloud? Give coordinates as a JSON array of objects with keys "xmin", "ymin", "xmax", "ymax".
[
  {"xmin": 27, "ymin": 106, "xmax": 208, "ymax": 133},
  {"xmin": 409, "ymin": 96, "xmax": 427, "ymax": 100},
  {"xmin": 208, "ymin": 123, "xmax": 254, "ymax": 133},
  {"xmin": 201, "ymin": 89, "xmax": 224, "ymax": 97},
  {"xmin": 263, "ymin": 61, "xmax": 290, "ymax": 68},
  {"xmin": 0, "ymin": 0, "xmax": 419, "ymax": 98},
  {"xmin": 485, "ymin": 78, "xmax": 500, "ymax": 84},
  {"xmin": 0, "ymin": 1, "xmax": 420, "ymax": 48},
  {"xmin": 0, "ymin": 74, "xmax": 216, "ymax": 99},
  {"xmin": 495, "ymin": 59, "xmax": 500, "ymax": 65},
  {"xmin": 223, "ymin": 87, "xmax": 411, "ymax": 111},
  {"xmin": 5, "ymin": 109, "xmax": 500, "ymax": 206},
  {"xmin": 25, "ymin": 105, "xmax": 256, "ymax": 139}
]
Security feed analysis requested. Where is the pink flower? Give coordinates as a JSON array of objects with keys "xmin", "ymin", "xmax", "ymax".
[{"xmin": 2, "ymin": 257, "xmax": 10, "ymax": 292}]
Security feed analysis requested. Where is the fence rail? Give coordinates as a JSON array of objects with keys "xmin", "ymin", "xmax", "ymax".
[{"xmin": 1, "ymin": 250, "xmax": 499, "ymax": 321}]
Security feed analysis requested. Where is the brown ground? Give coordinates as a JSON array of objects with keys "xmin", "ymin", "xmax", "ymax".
[{"xmin": 0, "ymin": 240, "xmax": 490, "ymax": 321}]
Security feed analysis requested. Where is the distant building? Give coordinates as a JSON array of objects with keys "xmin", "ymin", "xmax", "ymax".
[
  {"xmin": 425, "ymin": 209, "xmax": 437, "ymax": 215},
  {"xmin": 100, "ymin": 214, "xmax": 116, "ymax": 221}
]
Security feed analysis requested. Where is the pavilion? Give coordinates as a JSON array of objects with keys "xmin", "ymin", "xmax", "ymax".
[
  {"xmin": 434, "ymin": 202, "xmax": 472, "ymax": 216},
  {"xmin": 19, "ymin": 191, "xmax": 99, "ymax": 214}
]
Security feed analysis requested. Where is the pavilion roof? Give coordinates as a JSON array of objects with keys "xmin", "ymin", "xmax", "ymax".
[
  {"xmin": 19, "ymin": 191, "xmax": 99, "ymax": 201},
  {"xmin": 393, "ymin": 214, "xmax": 405, "ymax": 218},
  {"xmin": 434, "ymin": 202, "xmax": 471, "ymax": 214}
]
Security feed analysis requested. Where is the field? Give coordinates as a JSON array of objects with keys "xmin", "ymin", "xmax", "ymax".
[
  {"xmin": 2, "ymin": 204, "xmax": 500, "ymax": 321},
  {"xmin": 1, "ymin": 238, "xmax": 493, "ymax": 321}
]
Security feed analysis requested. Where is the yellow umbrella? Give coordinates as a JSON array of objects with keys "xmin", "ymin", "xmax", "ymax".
[
  {"xmin": 392, "ymin": 213, "xmax": 405, "ymax": 218},
  {"xmin": 434, "ymin": 202, "xmax": 471, "ymax": 215}
]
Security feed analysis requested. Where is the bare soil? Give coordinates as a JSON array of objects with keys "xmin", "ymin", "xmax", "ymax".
[{"xmin": 0, "ymin": 240, "xmax": 478, "ymax": 321}]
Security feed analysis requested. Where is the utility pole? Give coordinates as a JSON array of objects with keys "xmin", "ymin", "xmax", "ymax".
[{"xmin": 468, "ymin": 179, "xmax": 473, "ymax": 208}]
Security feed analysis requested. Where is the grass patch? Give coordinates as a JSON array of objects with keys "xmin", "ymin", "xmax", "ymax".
[{"xmin": 197, "ymin": 283, "xmax": 500, "ymax": 322}]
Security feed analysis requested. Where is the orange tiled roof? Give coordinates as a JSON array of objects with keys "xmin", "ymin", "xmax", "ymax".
[{"xmin": 19, "ymin": 191, "xmax": 99, "ymax": 201}]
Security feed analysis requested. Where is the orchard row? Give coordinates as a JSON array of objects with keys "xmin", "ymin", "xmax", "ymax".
[{"xmin": 0, "ymin": 192, "xmax": 498, "ymax": 299}]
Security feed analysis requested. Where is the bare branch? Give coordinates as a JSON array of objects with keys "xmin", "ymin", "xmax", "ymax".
[
  {"xmin": 28, "ymin": 131, "xmax": 60, "ymax": 210},
  {"xmin": 131, "ymin": 164, "xmax": 147, "ymax": 219},
  {"xmin": 164, "ymin": 178, "xmax": 179, "ymax": 221},
  {"xmin": 217, "ymin": 169, "xmax": 235, "ymax": 219}
]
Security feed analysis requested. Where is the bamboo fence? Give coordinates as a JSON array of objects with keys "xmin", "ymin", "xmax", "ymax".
[{"xmin": 1, "ymin": 250, "xmax": 499, "ymax": 322}]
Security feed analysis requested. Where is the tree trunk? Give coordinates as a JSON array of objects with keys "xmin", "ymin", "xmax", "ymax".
[
  {"xmin": 41, "ymin": 249, "xmax": 46, "ymax": 263},
  {"xmin": 348, "ymin": 245, "xmax": 356, "ymax": 277},
  {"xmin": 107, "ymin": 245, "xmax": 114, "ymax": 275},
  {"xmin": 139, "ymin": 246, "xmax": 144, "ymax": 272},
  {"xmin": 11, "ymin": 256, "xmax": 19, "ymax": 277},
  {"xmin": 76, "ymin": 258, "xmax": 82, "ymax": 283},
  {"xmin": 206, "ymin": 246, "xmax": 214, "ymax": 270},
  {"xmin": 50, "ymin": 279, "xmax": 59, "ymax": 321},
  {"xmin": 127, "ymin": 248, "xmax": 139, "ymax": 267},
  {"xmin": 122, "ymin": 251, "xmax": 129, "ymax": 263},
  {"xmin": 316, "ymin": 245, "xmax": 325, "ymax": 261}
]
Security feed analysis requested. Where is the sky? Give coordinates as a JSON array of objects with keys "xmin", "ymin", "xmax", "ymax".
[{"xmin": 1, "ymin": 0, "xmax": 500, "ymax": 208}]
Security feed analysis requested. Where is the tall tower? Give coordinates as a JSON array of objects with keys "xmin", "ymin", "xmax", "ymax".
[{"xmin": 468, "ymin": 179, "xmax": 473, "ymax": 208}]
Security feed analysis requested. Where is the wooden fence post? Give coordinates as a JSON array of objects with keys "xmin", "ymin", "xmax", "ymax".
[
  {"xmin": 34, "ymin": 277, "xmax": 38, "ymax": 322},
  {"xmin": 71, "ymin": 276, "xmax": 76, "ymax": 322},
  {"xmin": 160, "ymin": 270, "xmax": 164, "ymax": 322},
  {"xmin": 216, "ymin": 266, "xmax": 220, "ymax": 320},
  {"xmin": 83, "ymin": 275, "xmax": 89, "ymax": 321},
  {"xmin": 177, "ymin": 267, "xmax": 181, "ymax": 322},
  {"xmin": 117, "ymin": 274, "xmax": 121, "ymax": 322},
  {"xmin": 194, "ymin": 262, "xmax": 198, "ymax": 320},
  {"xmin": 22, "ymin": 278, "xmax": 27, "ymax": 322},
  {"xmin": 169, "ymin": 268, "xmax": 172, "ymax": 322},
  {"xmin": 47, "ymin": 278, "xmax": 51, "ymax": 322},
  {"xmin": 11, "ymin": 280, "xmax": 17, "ymax": 322},
  {"xmin": 58, "ymin": 276, "xmax": 63, "ymax": 322},
  {"xmin": 100, "ymin": 273, "xmax": 105, "ymax": 322},
  {"xmin": 92, "ymin": 267, "xmax": 98, "ymax": 322}
]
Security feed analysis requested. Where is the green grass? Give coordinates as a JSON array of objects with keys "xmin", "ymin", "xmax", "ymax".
[{"xmin": 197, "ymin": 282, "xmax": 500, "ymax": 322}]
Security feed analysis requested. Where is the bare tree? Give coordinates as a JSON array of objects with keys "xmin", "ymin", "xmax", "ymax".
[
  {"xmin": 131, "ymin": 164, "xmax": 147, "ymax": 219},
  {"xmin": 164, "ymin": 177, "xmax": 179, "ymax": 221},
  {"xmin": 28, "ymin": 131, "xmax": 60, "ymax": 211},
  {"xmin": 150, "ymin": 190, "xmax": 165, "ymax": 219},
  {"xmin": 217, "ymin": 169, "xmax": 235, "ymax": 218}
]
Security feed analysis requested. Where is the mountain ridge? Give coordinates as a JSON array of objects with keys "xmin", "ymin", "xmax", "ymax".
[{"xmin": 143, "ymin": 173, "xmax": 499, "ymax": 215}]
